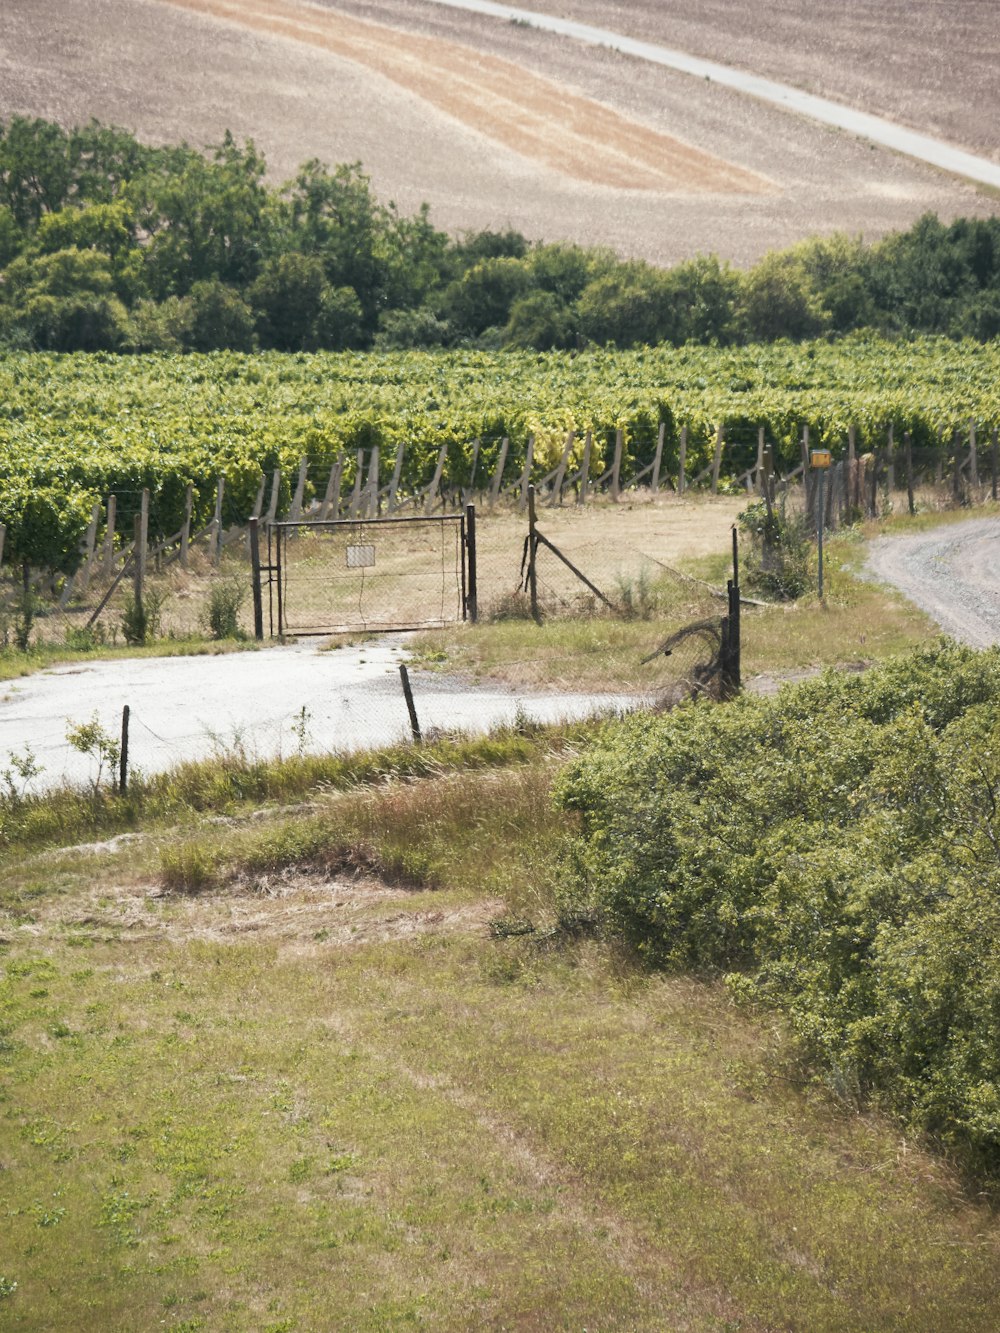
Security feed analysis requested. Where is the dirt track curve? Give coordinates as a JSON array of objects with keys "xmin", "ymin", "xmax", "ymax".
[{"xmin": 866, "ymin": 518, "xmax": 1000, "ymax": 649}]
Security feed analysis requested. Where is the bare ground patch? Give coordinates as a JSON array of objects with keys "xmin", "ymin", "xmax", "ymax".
[
  {"xmin": 165, "ymin": 0, "xmax": 771, "ymax": 193},
  {"xmin": 11, "ymin": 869, "xmax": 504, "ymax": 956}
]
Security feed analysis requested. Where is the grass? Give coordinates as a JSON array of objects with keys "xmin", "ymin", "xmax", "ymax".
[
  {"xmin": 411, "ymin": 522, "xmax": 939, "ymax": 692},
  {"xmin": 1, "ymin": 496, "xmax": 996, "ymax": 1327},
  {"xmin": 2, "ymin": 752, "xmax": 1000, "ymax": 1330}
]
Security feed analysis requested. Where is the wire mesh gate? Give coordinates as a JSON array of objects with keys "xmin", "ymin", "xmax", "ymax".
[{"xmin": 264, "ymin": 512, "xmax": 476, "ymax": 636}]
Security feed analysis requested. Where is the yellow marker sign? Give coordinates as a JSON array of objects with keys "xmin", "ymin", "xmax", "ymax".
[{"xmin": 810, "ymin": 449, "xmax": 832, "ymax": 469}]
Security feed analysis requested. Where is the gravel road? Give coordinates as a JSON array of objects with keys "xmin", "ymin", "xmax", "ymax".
[
  {"xmin": 866, "ymin": 518, "xmax": 1000, "ymax": 648},
  {"xmin": 0, "ymin": 638, "xmax": 638, "ymax": 792}
]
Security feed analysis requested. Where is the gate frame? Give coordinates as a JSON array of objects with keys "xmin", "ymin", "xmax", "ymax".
[{"xmin": 256, "ymin": 507, "xmax": 478, "ymax": 638}]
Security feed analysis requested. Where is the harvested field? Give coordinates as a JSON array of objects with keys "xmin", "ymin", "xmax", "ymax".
[{"xmin": 1, "ymin": 0, "xmax": 997, "ymax": 264}]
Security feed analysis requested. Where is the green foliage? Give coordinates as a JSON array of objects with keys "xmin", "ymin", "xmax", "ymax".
[
  {"xmin": 205, "ymin": 575, "xmax": 246, "ymax": 640},
  {"xmin": 738, "ymin": 498, "xmax": 810, "ymax": 599},
  {"xmin": 65, "ymin": 713, "xmax": 121, "ymax": 794},
  {"xmin": 556, "ymin": 642, "xmax": 1000, "ymax": 1170}
]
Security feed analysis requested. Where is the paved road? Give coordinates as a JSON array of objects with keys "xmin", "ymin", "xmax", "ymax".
[
  {"xmin": 866, "ymin": 518, "xmax": 1000, "ymax": 648},
  {"xmin": 426, "ymin": 0, "xmax": 1000, "ymax": 190},
  {"xmin": 0, "ymin": 638, "xmax": 636, "ymax": 791}
]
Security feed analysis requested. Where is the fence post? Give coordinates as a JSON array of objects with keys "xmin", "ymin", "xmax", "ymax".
[
  {"xmin": 249, "ymin": 516, "xmax": 264, "ymax": 641},
  {"xmin": 251, "ymin": 476, "xmax": 265, "ymax": 520},
  {"xmin": 519, "ymin": 436, "xmax": 535, "ymax": 511},
  {"xmin": 490, "ymin": 437, "xmax": 509, "ymax": 510},
  {"xmin": 801, "ymin": 425, "xmax": 812, "ymax": 516},
  {"xmin": 322, "ymin": 455, "xmax": 343, "ymax": 520},
  {"xmin": 465, "ymin": 503, "xmax": 478, "ymax": 624},
  {"xmin": 79, "ymin": 501, "xmax": 101, "ymax": 593},
  {"xmin": 465, "ymin": 437, "xmax": 481, "ymax": 504},
  {"xmin": 952, "ymin": 430, "xmax": 962, "ymax": 504},
  {"xmin": 350, "ymin": 450, "xmax": 364, "ymax": 518},
  {"xmin": 399, "ymin": 664, "xmax": 421, "ymax": 743},
  {"xmin": 133, "ymin": 513, "xmax": 145, "ymax": 627},
  {"xmin": 289, "ymin": 457, "xmax": 307, "ymax": 524},
  {"xmin": 711, "ymin": 424, "xmax": 724, "ymax": 495},
  {"xmin": 969, "ymin": 420, "xmax": 980, "ymax": 490},
  {"xmin": 267, "ymin": 468, "xmax": 282, "ymax": 523},
  {"xmin": 578, "ymin": 430, "xmax": 592, "ymax": 506},
  {"xmin": 119, "ymin": 704, "xmax": 130, "ymax": 794},
  {"xmin": 387, "ymin": 444, "xmax": 404, "ymax": 514},
  {"xmin": 212, "ymin": 476, "xmax": 224, "ymax": 566},
  {"xmin": 992, "ymin": 428, "xmax": 998, "ymax": 503},
  {"xmin": 527, "ymin": 483, "xmax": 540, "ymax": 623},
  {"xmin": 139, "ymin": 487, "xmax": 149, "ymax": 586},
  {"xmin": 0, "ymin": 523, "xmax": 5, "ymax": 568},
  {"xmin": 424, "ymin": 444, "xmax": 447, "ymax": 514},
  {"xmin": 886, "ymin": 423, "xmax": 895, "ymax": 503},
  {"xmin": 678, "ymin": 425, "xmax": 687, "ymax": 496},
  {"xmin": 103, "ymin": 495, "xmax": 117, "ymax": 576},
  {"xmin": 548, "ymin": 430, "xmax": 573, "ymax": 507},
  {"xmin": 652, "ymin": 422, "xmax": 665, "ymax": 494},
  {"xmin": 180, "ymin": 484, "xmax": 193, "ymax": 568},
  {"xmin": 366, "ymin": 445, "xmax": 380, "ymax": 517},
  {"xmin": 847, "ymin": 424, "xmax": 857, "ymax": 511},
  {"xmin": 904, "ymin": 430, "xmax": 915, "ymax": 515},
  {"xmin": 611, "ymin": 428, "xmax": 623, "ymax": 501}
]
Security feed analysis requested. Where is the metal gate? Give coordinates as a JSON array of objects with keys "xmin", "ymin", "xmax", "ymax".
[{"xmin": 263, "ymin": 511, "xmax": 477, "ymax": 636}]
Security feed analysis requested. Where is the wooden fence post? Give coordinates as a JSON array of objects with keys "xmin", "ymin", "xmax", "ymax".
[
  {"xmin": 365, "ymin": 445, "xmax": 380, "ymax": 517},
  {"xmin": 180, "ymin": 485, "xmax": 193, "ymax": 569},
  {"xmin": 519, "ymin": 436, "xmax": 534, "ymax": 511},
  {"xmin": 652, "ymin": 422, "xmax": 665, "ymax": 494},
  {"xmin": 212, "ymin": 477, "xmax": 223, "ymax": 566},
  {"xmin": 79, "ymin": 502, "xmax": 101, "ymax": 593},
  {"xmin": 399, "ymin": 664, "xmax": 421, "ymax": 743},
  {"xmin": 678, "ymin": 425, "xmax": 687, "ymax": 496},
  {"xmin": 847, "ymin": 425, "xmax": 857, "ymax": 511},
  {"xmin": 322, "ymin": 455, "xmax": 343, "ymax": 520},
  {"xmin": 578, "ymin": 430, "xmax": 592, "ymax": 506},
  {"xmin": 489, "ymin": 437, "xmax": 509, "ymax": 510},
  {"xmin": 267, "ymin": 468, "xmax": 281, "ymax": 523},
  {"xmin": 992, "ymin": 428, "xmax": 998, "ymax": 503},
  {"xmin": 527, "ymin": 483, "xmax": 540, "ymax": 623},
  {"xmin": 904, "ymin": 430, "xmax": 915, "ymax": 515},
  {"xmin": 969, "ymin": 420, "xmax": 980, "ymax": 490},
  {"xmin": 886, "ymin": 422, "xmax": 895, "ymax": 503},
  {"xmin": 547, "ymin": 431, "xmax": 573, "ymax": 507},
  {"xmin": 251, "ymin": 476, "xmax": 265, "ymax": 520},
  {"xmin": 119, "ymin": 704, "xmax": 130, "ymax": 795},
  {"xmin": 349, "ymin": 451, "xmax": 364, "ymax": 518},
  {"xmin": 610, "ymin": 428, "xmax": 623, "ymax": 501},
  {"xmin": 139, "ymin": 488, "xmax": 149, "ymax": 585},
  {"xmin": 0, "ymin": 523, "xmax": 5, "ymax": 569},
  {"xmin": 290, "ymin": 457, "xmax": 307, "ymax": 523},
  {"xmin": 133, "ymin": 513, "xmax": 144, "ymax": 614},
  {"xmin": 249, "ymin": 516, "xmax": 264, "ymax": 640},
  {"xmin": 424, "ymin": 443, "xmax": 447, "ymax": 514},
  {"xmin": 952, "ymin": 431, "xmax": 962, "ymax": 504},
  {"xmin": 103, "ymin": 496, "xmax": 117, "ymax": 576},
  {"xmin": 801, "ymin": 425, "xmax": 813, "ymax": 516},
  {"xmin": 711, "ymin": 424, "xmax": 724, "ymax": 495}
]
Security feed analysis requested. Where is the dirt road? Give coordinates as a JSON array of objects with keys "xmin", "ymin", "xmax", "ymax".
[{"xmin": 866, "ymin": 518, "xmax": 1000, "ymax": 648}]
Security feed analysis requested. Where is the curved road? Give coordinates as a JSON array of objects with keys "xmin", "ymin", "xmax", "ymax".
[
  {"xmin": 866, "ymin": 518, "xmax": 1000, "ymax": 648},
  {"xmin": 425, "ymin": 0, "xmax": 1000, "ymax": 191}
]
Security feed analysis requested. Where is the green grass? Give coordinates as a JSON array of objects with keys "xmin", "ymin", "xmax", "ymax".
[
  {"xmin": 412, "ymin": 526, "xmax": 939, "ymax": 691},
  {"xmin": 2, "ymin": 752, "xmax": 1000, "ymax": 1329}
]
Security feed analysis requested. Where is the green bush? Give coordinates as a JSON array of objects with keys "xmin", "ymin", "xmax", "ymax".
[{"xmin": 555, "ymin": 642, "xmax": 1000, "ymax": 1171}]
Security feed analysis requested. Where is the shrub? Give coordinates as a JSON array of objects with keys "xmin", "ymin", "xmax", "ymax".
[
  {"xmin": 555, "ymin": 642, "xmax": 1000, "ymax": 1171},
  {"xmin": 205, "ymin": 575, "xmax": 246, "ymax": 640}
]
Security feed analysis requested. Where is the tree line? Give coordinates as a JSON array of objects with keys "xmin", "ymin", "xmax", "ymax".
[{"xmin": 1, "ymin": 116, "xmax": 999, "ymax": 355}]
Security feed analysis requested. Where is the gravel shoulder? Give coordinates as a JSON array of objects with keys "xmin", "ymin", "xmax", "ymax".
[{"xmin": 865, "ymin": 517, "xmax": 1000, "ymax": 649}]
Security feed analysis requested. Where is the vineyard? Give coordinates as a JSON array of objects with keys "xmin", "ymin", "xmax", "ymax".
[{"xmin": 1, "ymin": 335, "xmax": 999, "ymax": 573}]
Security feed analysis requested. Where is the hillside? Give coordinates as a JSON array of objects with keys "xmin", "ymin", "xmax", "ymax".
[{"xmin": 2, "ymin": 0, "xmax": 997, "ymax": 265}]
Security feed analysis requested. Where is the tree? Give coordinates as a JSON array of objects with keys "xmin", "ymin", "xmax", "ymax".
[
  {"xmin": 575, "ymin": 263, "xmax": 673, "ymax": 347},
  {"xmin": 504, "ymin": 290, "xmax": 574, "ymax": 349},
  {"xmin": 441, "ymin": 257, "xmax": 530, "ymax": 337},
  {"xmin": 186, "ymin": 279, "xmax": 255, "ymax": 351},
  {"xmin": 1, "ymin": 246, "xmax": 128, "ymax": 350},
  {"xmin": 739, "ymin": 251, "xmax": 829, "ymax": 342}
]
